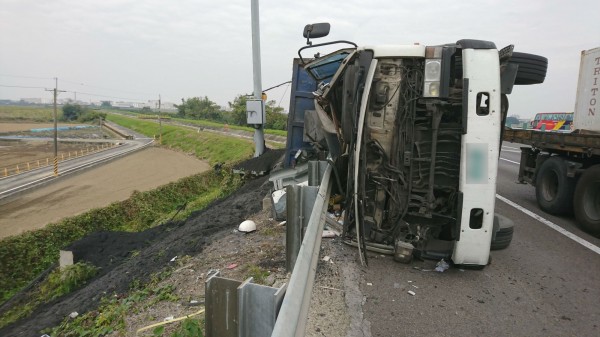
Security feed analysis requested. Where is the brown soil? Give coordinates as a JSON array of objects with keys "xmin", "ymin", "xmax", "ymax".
[
  {"xmin": 0, "ymin": 139, "xmax": 113, "ymax": 172},
  {"xmin": 0, "ymin": 147, "xmax": 210, "ymax": 239}
]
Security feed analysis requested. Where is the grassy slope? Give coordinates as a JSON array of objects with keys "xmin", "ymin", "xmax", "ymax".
[{"xmin": 0, "ymin": 115, "xmax": 256, "ymax": 325}]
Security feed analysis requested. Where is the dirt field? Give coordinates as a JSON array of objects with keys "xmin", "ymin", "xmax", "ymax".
[{"xmin": 0, "ymin": 147, "xmax": 210, "ymax": 238}]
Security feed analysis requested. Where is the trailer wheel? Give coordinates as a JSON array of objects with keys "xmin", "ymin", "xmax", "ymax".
[
  {"xmin": 573, "ymin": 165, "xmax": 600, "ymax": 235},
  {"xmin": 509, "ymin": 52, "xmax": 548, "ymax": 85},
  {"xmin": 491, "ymin": 214, "xmax": 514, "ymax": 250},
  {"xmin": 535, "ymin": 156, "xmax": 576, "ymax": 215}
]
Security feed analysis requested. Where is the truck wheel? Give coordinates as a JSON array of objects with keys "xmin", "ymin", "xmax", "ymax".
[
  {"xmin": 510, "ymin": 52, "xmax": 548, "ymax": 85},
  {"xmin": 535, "ymin": 156, "xmax": 576, "ymax": 215},
  {"xmin": 491, "ymin": 214, "xmax": 514, "ymax": 250},
  {"xmin": 573, "ymin": 165, "xmax": 600, "ymax": 235}
]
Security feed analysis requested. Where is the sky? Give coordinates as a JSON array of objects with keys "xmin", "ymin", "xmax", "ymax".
[{"xmin": 1, "ymin": 0, "xmax": 599, "ymax": 118}]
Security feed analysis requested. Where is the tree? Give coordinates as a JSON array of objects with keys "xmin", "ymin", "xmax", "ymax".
[
  {"xmin": 176, "ymin": 96, "xmax": 222, "ymax": 121},
  {"xmin": 227, "ymin": 95, "xmax": 248, "ymax": 126},
  {"xmin": 265, "ymin": 100, "xmax": 287, "ymax": 130},
  {"xmin": 62, "ymin": 103, "xmax": 85, "ymax": 121}
]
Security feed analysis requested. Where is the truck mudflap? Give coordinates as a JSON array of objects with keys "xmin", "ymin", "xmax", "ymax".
[{"xmin": 452, "ymin": 48, "xmax": 501, "ymax": 266}]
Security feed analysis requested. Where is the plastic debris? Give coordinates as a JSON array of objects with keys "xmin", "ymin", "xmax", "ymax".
[
  {"xmin": 322, "ymin": 230, "xmax": 338, "ymax": 238},
  {"xmin": 322, "ymin": 256, "xmax": 331, "ymax": 262},
  {"xmin": 408, "ymin": 290, "xmax": 416, "ymax": 296},
  {"xmin": 278, "ymin": 221, "xmax": 287, "ymax": 226},
  {"xmin": 69, "ymin": 311, "xmax": 78, "ymax": 319},
  {"xmin": 435, "ymin": 259, "xmax": 450, "ymax": 272},
  {"xmin": 367, "ymin": 282, "xmax": 373, "ymax": 286},
  {"xmin": 412, "ymin": 285, "xmax": 419, "ymax": 289},
  {"xmin": 170, "ymin": 256, "xmax": 178, "ymax": 262},
  {"xmin": 164, "ymin": 316, "xmax": 174, "ymax": 321},
  {"xmin": 238, "ymin": 220, "xmax": 257, "ymax": 233},
  {"xmin": 226, "ymin": 263, "xmax": 238, "ymax": 270}
]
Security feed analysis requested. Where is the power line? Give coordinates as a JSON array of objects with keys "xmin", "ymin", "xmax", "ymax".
[{"xmin": 66, "ymin": 90, "xmax": 148, "ymax": 102}]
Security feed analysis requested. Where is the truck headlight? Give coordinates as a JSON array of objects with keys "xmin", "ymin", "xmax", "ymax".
[{"xmin": 423, "ymin": 47, "xmax": 442, "ymax": 97}]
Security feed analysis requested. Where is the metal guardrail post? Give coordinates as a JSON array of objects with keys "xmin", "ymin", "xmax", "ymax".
[
  {"xmin": 271, "ymin": 162, "xmax": 332, "ymax": 337},
  {"xmin": 205, "ymin": 272, "xmax": 241, "ymax": 337},
  {"xmin": 286, "ymin": 185, "xmax": 301, "ymax": 272},
  {"xmin": 286, "ymin": 184, "xmax": 318, "ymax": 272},
  {"xmin": 238, "ymin": 279, "xmax": 287, "ymax": 337}
]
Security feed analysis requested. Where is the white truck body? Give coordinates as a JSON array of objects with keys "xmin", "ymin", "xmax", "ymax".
[{"xmin": 574, "ymin": 47, "xmax": 600, "ymax": 132}]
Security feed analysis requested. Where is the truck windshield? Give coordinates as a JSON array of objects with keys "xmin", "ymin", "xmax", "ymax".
[{"xmin": 305, "ymin": 51, "xmax": 350, "ymax": 81}]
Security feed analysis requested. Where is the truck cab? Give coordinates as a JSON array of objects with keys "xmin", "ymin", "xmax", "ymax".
[{"xmin": 287, "ymin": 23, "xmax": 546, "ymax": 268}]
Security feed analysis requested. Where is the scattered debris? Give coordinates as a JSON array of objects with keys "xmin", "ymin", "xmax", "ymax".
[
  {"xmin": 226, "ymin": 263, "xmax": 238, "ymax": 270},
  {"xmin": 164, "ymin": 316, "xmax": 174, "ymax": 321},
  {"xmin": 170, "ymin": 256, "xmax": 178, "ymax": 262},
  {"xmin": 413, "ymin": 266, "xmax": 432, "ymax": 272},
  {"xmin": 238, "ymin": 220, "xmax": 257, "ymax": 233},
  {"xmin": 318, "ymin": 285, "xmax": 344, "ymax": 292},
  {"xmin": 407, "ymin": 290, "xmax": 416, "ymax": 296},
  {"xmin": 278, "ymin": 221, "xmax": 287, "ymax": 226},
  {"xmin": 393, "ymin": 282, "xmax": 401, "ymax": 289},
  {"xmin": 435, "ymin": 259, "xmax": 450, "ymax": 272},
  {"xmin": 272, "ymin": 189, "xmax": 287, "ymax": 220},
  {"xmin": 412, "ymin": 285, "xmax": 419, "ymax": 289},
  {"xmin": 322, "ymin": 230, "xmax": 338, "ymax": 238},
  {"xmin": 367, "ymin": 282, "xmax": 373, "ymax": 286},
  {"xmin": 322, "ymin": 256, "xmax": 331, "ymax": 262},
  {"xmin": 68, "ymin": 312, "xmax": 78, "ymax": 319}
]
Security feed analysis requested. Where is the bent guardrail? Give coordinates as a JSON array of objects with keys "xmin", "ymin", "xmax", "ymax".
[{"xmin": 271, "ymin": 162, "xmax": 332, "ymax": 337}]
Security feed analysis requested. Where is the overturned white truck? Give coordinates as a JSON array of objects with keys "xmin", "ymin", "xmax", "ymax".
[{"xmin": 285, "ymin": 23, "xmax": 547, "ymax": 268}]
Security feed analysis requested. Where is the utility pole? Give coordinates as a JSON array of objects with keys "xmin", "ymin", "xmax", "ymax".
[
  {"xmin": 158, "ymin": 94, "xmax": 162, "ymax": 144},
  {"xmin": 251, "ymin": 0, "xmax": 265, "ymax": 157},
  {"xmin": 45, "ymin": 77, "xmax": 65, "ymax": 176}
]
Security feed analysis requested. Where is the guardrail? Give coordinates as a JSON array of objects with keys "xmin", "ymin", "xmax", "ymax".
[
  {"xmin": 271, "ymin": 162, "xmax": 332, "ymax": 337},
  {"xmin": 1, "ymin": 143, "xmax": 117, "ymax": 179}
]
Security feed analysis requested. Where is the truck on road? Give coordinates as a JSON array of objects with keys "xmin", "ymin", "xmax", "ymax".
[
  {"xmin": 503, "ymin": 47, "xmax": 600, "ymax": 236},
  {"xmin": 284, "ymin": 23, "xmax": 547, "ymax": 268}
]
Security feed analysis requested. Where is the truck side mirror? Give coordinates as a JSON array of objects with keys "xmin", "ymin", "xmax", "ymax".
[{"xmin": 303, "ymin": 23, "xmax": 330, "ymax": 45}]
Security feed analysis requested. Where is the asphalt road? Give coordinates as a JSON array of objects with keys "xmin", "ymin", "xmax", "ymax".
[
  {"xmin": 0, "ymin": 126, "xmax": 153, "ymax": 200},
  {"xmin": 360, "ymin": 143, "xmax": 600, "ymax": 337}
]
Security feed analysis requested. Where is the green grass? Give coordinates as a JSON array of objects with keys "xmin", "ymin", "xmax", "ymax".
[
  {"xmin": 0, "ymin": 262, "xmax": 98, "ymax": 329},
  {"xmin": 0, "ymin": 106, "xmax": 63, "ymax": 122},
  {"xmin": 172, "ymin": 116, "xmax": 288, "ymax": 137},
  {"xmin": 107, "ymin": 114, "xmax": 255, "ymax": 164},
  {"xmin": 0, "ymin": 170, "xmax": 241, "ymax": 305}
]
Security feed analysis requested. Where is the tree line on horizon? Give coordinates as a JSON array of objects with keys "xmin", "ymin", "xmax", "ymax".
[{"xmin": 174, "ymin": 95, "xmax": 288, "ymax": 130}]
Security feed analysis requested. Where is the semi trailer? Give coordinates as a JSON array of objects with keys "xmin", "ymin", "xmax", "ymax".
[{"xmin": 503, "ymin": 47, "xmax": 600, "ymax": 236}]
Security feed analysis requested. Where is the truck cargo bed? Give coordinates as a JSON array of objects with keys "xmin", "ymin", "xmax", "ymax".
[{"xmin": 503, "ymin": 128, "xmax": 600, "ymax": 156}]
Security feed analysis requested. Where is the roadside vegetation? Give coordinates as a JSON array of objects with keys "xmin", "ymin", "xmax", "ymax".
[
  {"xmin": 0, "ymin": 114, "xmax": 260, "ymax": 331},
  {"xmin": 0, "ymin": 105, "xmax": 62, "ymax": 122},
  {"xmin": 61, "ymin": 103, "xmax": 106, "ymax": 123},
  {"xmin": 107, "ymin": 114, "xmax": 255, "ymax": 164}
]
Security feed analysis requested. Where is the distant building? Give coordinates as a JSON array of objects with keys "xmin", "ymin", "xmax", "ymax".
[{"xmin": 20, "ymin": 97, "xmax": 51, "ymax": 104}]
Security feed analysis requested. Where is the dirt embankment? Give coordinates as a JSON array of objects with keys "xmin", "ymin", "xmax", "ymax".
[
  {"xmin": 0, "ymin": 147, "xmax": 211, "ymax": 239},
  {"xmin": 0, "ymin": 175, "xmax": 273, "ymax": 336}
]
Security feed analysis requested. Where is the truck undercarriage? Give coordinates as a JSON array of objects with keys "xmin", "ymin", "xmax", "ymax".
[{"xmin": 289, "ymin": 24, "xmax": 547, "ymax": 267}]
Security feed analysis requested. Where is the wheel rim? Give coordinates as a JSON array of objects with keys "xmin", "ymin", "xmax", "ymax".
[
  {"xmin": 541, "ymin": 169, "xmax": 559, "ymax": 202},
  {"xmin": 582, "ymin": 179, "xmax": 600, "ymax": 221}
]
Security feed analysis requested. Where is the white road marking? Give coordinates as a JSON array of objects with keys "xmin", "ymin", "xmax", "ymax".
[
  {"xmin": 500, "ymin": 157, "xmax": 520, "ymax": 165},
  {"xmin": 496, "ymin": 194, "xmax": 600, "ymax": 255},
  {"xmin": 500, "ymin": 149, "xmax": 522, "ymax": 153}
]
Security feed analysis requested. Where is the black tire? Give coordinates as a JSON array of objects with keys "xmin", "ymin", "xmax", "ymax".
[
  {"xmin": 573, "ymin": 165, "xmax": 600, "ymax": 235},
  {"xmin": 491, "ymin": 214, "xmax": 514, "ymax": 250},
  {"xmin": 535, "ymin": 156, "xmax": 576, "ymax": 215},
  {"xmin": 509, "ymin": 52, "xmax": 548, "ymax": 85}
]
